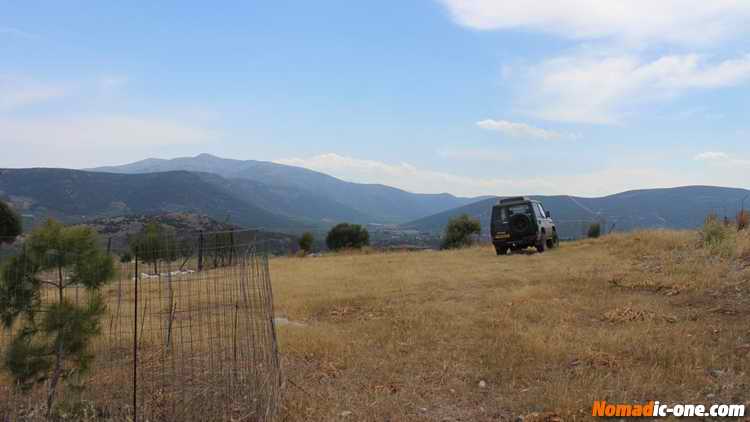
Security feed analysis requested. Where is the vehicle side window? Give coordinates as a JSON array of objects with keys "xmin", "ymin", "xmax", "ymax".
[
  {"xmin": 530, "ymin": 203, "xmax": 539, "ymax": 218},
  {"xmin": 536, "ymin": 203, "xmax": 547, "ymax": 218}
]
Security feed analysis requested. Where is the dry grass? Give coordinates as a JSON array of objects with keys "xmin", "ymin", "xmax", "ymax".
[
  {"xmin": 272, "ymin": 230, "xmax": 750, "ymax": 421},
  {"xmin": 3, "ymin": 230, "xmax": 749, "ymax": 420},
  {"xmin": 1, "ymin": 258, "xmax": 279, "ymax": 421}
]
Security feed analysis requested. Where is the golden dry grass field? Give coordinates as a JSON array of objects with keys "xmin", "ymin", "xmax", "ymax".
[
  {"xmin": 272, "ymin": 230, "xmax": 750, "ymax": 421},
  {"xmin": 2, "ymin": 229, "xmax": 750, "ymax": 421}
]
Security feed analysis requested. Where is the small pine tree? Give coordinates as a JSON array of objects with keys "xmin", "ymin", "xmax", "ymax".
[
  {"xmin": 442, "ymin": 214, "xmax": 481, "ymax": 249},
  {"xmin": 128, "ymin": 223, "xmax": 174, "ymax": 274},
  {"xmin": 298, "ymin": 232, "xmax": 314, "ymax": 254},
  {"xmin": 326, "ymin": 223, "xmax": 369, "ymax": 251},
  {"xmin": 0, "ymin": 201, "xmax": 22, "ymax": 245},
  {"xmin": 0, "ymin": 219, "xmax": 114, "ymax": 415},
  {"xmin": 587, "ymin": 222, "xmax": 601, "ymax": 238}
]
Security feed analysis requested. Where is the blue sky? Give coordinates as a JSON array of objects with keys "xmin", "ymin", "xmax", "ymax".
[{"xmin": 2, "ymin": 1, "xmax": 749, "ymax": 197}]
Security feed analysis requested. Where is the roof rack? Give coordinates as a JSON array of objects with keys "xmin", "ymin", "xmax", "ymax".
[{"xmin": 498, "ymin": 196, "xmax": 531, "ymax": 204}]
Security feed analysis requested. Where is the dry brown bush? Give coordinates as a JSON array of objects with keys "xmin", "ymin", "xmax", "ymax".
[{"xmin": 738, "ymin": 209, "xmax": 749, "ymax": 231}]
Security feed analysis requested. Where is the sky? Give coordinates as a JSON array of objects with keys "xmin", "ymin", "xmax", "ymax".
[{"xmin": 1, "ymin": 1, "xmax": 749, "ymax": 197}]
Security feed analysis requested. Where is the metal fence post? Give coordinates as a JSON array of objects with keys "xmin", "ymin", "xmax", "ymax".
[
  {"xmin": 229, "ymin": 228, "xmax": 235, "ymax": 266},
  {"xmin": 198, "ymin": 230, "xmax": 204, "ymax": 272},
  {"xmin": 133, "ymin": 247, "xmax": 139, "ymax": 422}
]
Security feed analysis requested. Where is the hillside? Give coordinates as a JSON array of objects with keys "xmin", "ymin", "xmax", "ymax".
[
  {"xmin": 404, "ymin": 186, "xmax": 750, "ymax": 239},
  {"xmin": 92, "ymin": 153, "xmax": 479, "ymax": 223},
  {"xmin": 274, "ymin": 229, "xmax": 750, "ymax": 420},
  {"xmin": 209, "ymin": 176, "xmax": 376, "ymax": 224},
  {"xmin": 82, "ymin": 213, "xmax": 298, "ymax": 255},
  {"xmin": 0, "ymin": 168, "xmax": 300, "ymax": 230}
]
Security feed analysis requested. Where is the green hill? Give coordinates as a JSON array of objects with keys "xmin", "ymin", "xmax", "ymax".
[{"xmin": 0, "ymin": 168, "xmax": 300, "ymax": 230}]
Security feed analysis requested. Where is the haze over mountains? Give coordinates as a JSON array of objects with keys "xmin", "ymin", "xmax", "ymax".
[
  {"xmin": 1, "ymin": 154, "xmax": 747, "ymax": 239},
  {"xmin": 93, "ymin": 154, "xmax": 480, "ymax": 224}
]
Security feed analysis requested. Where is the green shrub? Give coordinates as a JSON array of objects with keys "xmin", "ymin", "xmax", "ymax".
[
  {"xmin": 587, "ymin": 222, "xmax": 601, "ymax": 239},
  {"xmin": 702, "ymin": 215, "xmax": 728, "ymax": 245},
  {"xmin": 701, "ymin": 214, "xmax": 735, "ymax": 257},
  {"xmin": 326, "ymin": 223, "xmax": 369, "ymax": 251},
  {"xmin": 0, "ymin": 219, "xmax": 114, "ymax": 415},
  {"xmin": 127, "ymin": 223, "xmax": 189, "ymax": 273},
  {"xmin": 119, "ymin": 252, "xmax": 133, "ymax": 263},
  {"xmin": 442, "ymin": 214, "xmax": 481, "ymax": 249},
  {"xmin": 0, "ymin": 201, "xmax": 22, "ymax": 244},
  {"xmin": 298, "ymin": 232, "xmax": 314, "ymax": 253}
]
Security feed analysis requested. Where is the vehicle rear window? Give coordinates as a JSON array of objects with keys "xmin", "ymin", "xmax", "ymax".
[{"xmin": 494, "ymin": 204, "xmax": 533, "ymax": 223}]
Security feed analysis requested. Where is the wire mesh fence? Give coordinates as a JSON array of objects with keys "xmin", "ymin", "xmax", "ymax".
[{"xmin": 0, "ymin": 229, "xmax": 281, "ymax": 421}]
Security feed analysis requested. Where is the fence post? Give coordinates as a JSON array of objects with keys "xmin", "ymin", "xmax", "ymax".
[
  {"xmin": 133, "ymin": 247, "xmax": 139, "ymax": 422},
  {"xmin": 229, "ymin": 228, "xmax": 235, "ymax": 266},
  {"xmin": 106, "ymin": 237, "xmax": 112, "ymax": 256},
  {"xmin": 198, "ymin": 230, "xmax": 204, "ymax": 272}
]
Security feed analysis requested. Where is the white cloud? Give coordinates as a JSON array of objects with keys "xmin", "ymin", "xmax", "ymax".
[
  {"xmin": 440, "ymin": 2, "xmax": 750, "ymax": 124},
  {"xmin": 439, "ymin": 0, "xmax": 750, "ymax": 46},
  {"xmin": 275, "ymin": 153, "xmax": 719, "ymax": 197},
  {"xmin": 276, "ymin": 153, "xmax": 547, "ymax": 196},
  {"xmin": 476, "ymin": 119, "xmax": 575, "ymax": 140},
  {"xmin": 0, "ymin": 76, "xmax": 67, "ymax": 111},
  {"xmin": 694, "ymin": 151, "xmax": 750, "ymax": 168},
  {"xmin": 519, "ymin": 53, "xmax": 750, "ymax": 123},
  {"xmin": 694, "ymin": 151, "xmax": 730, "ymax": 161},
  {"xmin": 436, "ymin": 147, "xmax": 509, "ymax": 162}
]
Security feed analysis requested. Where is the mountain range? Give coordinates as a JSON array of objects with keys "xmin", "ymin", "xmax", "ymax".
[
  {"xmin": 0, "ymin": 168, "xmax": 296, "ymax": 229},
  {"xmin": 404, "ymin": 186, "xmax": 750, "ymax": 239},
  {"xmin": 92, "ymin": 153, "xmax": 479, "ymax": 223},
  {"xmin": 2, "ymin": 154, "xmax": 747, "ymax": 239}
]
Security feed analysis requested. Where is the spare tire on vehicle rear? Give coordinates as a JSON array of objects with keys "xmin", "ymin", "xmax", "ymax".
[{"xmin": 510, "ymin": 214, "xmax": 531, "ymax": 234}]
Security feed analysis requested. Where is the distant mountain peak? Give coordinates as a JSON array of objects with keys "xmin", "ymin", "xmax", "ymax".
[{"xmin": 87, "ymin": 154, "xmax": 479, "ymax": 223}]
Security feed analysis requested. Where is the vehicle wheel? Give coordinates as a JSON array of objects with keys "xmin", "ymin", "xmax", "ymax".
[
  {"xmin": 495, "ymin": 246, "xmax": 508, "ymax": 256},
  {"xmin": 546, "ymin": 234, "xmax": 559, "ymax": 249},
  {"xmin": 536, "ymin": 233, "xmax": 547, "ymax": 253}
]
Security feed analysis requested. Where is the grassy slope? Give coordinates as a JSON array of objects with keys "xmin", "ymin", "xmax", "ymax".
[{"xmin": 272, "ymin": 230, "xmax": 750, "ymax": 421}]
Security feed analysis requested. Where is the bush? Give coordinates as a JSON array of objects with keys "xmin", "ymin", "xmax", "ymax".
[
  {"xmin": 441, "ymin": 214, "xmax": 481, "ymax": 249},
  {"xmin": 298, "ymin": 232, "xmax": 314, "ymax": 254},
  {"xmin": 737, "ymin": 230, "xmax": 750, "ymax": 262},
  {"xmin": 0, "ymin": 201, "xmax": 22, "ymax": 244},
  {"xmin": 119, "ymin": 252, "xmax": 133, "ymax": 263},
  {"xmin": 702, "ymin": 214, "xmax": 726, "ymax": 244},
  {"xmin": 701, "ymin": 214, "xmax": 735, "ymax": 257},
  {"xmin": 738, "ymin": 210, "xmax": 749, "ymax": 231},
  {"xmin": 587, "ymin": 222, "xmax": 601, "ymax": 239},
  {"xmin": 0, "ymin": 219, "xmax": 114, "ymax": 414},
  {"xmin": 326, "ymin": 223, "xmax": 369, "ymax": 251}
]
